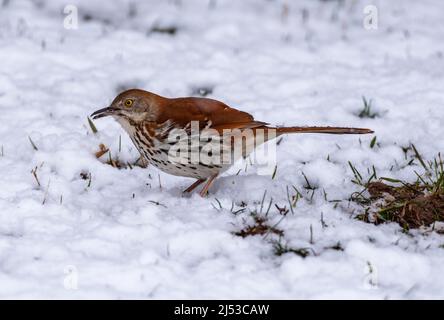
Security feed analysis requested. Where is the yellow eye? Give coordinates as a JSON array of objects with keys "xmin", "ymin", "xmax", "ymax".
[{"xmin": 124, "ymin": 99, "xmax": 133, "ymax": 107}]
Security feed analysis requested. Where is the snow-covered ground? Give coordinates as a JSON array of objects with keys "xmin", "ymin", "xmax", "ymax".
[{"xmin": 0, "ymin": 0, "xmax": 444, "ymax": 299}]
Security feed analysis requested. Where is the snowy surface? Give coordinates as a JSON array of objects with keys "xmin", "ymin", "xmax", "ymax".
[{"xmin": 1, "ymin": 0, "xmax": 444, "ymax": 299}]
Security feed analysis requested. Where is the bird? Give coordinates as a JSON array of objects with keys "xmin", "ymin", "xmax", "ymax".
[{"xmin": 91, "ymin": 89, "xmax": 373, "ymax": 197}]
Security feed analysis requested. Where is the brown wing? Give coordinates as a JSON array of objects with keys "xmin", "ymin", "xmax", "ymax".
[{"xmin": 156, "ymin": 97, "xmax": 267, "ymax": 132}]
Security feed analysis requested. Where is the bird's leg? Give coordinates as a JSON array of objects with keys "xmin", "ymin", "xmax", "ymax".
[
  {"xmin": 199, "ymin": 174, "xmax": 218, "ymax": 197},
  {"xmin": 183, "ymin": 179, "xmax": 205, "ymax": 193}
]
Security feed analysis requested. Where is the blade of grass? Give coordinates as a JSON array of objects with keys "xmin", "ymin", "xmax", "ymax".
[
  {"xmin": 348, "ymin": 161, "xmax": 363, "ymax": 185},
  {"xmin": 259, "ymin": 190, "xmax": 267, "ymax": 214},
  {"xmin": 380, "ymin": 177, "xmax": 403, "ymax": 183},
  {"xmin": 411, "ymin": 144, "xmax": 428, "ymax": 172},
  {"xmin": 286, "ymin": 186, "xmax": 295, "ymax": 215},
  {"xmin": 87, "ymin": 117, "xmax": 98, "ymax": 134},
  {"xmin": 370, "ymin": 136, "xmax": 377, "ymax": 148}
]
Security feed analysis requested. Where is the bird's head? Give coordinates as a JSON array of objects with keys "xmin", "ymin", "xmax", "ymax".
[{"xmin": 91, "ymin": 89, "xmax": 159, "ymax": 124}]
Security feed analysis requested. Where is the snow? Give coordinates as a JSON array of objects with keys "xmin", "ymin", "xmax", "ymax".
[{"xmin": 0, "ymin": 0, "xmax": 444, "ymax": 299}]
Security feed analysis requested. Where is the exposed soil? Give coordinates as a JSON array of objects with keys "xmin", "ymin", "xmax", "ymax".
[{"xmin": 362, "ymin": 181, "xmax": 444, "ymax": 229}]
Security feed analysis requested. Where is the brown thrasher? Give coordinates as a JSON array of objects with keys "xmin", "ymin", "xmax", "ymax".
[{"xmin": 91, "ymin": 89, "xmax": 373, "ymax": 197}]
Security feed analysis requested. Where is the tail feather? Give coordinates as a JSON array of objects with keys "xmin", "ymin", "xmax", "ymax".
[{"xmin": 274, "ymin": 126, "xmax": 373, "ymax": 135}]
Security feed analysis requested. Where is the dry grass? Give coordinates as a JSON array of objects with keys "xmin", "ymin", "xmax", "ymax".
[
  {"xmin": 363, "ymin": 181, "xmax": 444, "ymax": 229},
  {"xmin": 234, "ymin": 215, "xmax": 284, "ymax": 238},
  {"xmin": 93, "ymin": 143, "xmax": 148, "ymax": 169},
  {"xmin": 351, "ymin": 148, "xmax": 444, "ymax": 230},
  {"xmin": 94, "ymin": 143, "xmax": 109, "ymax": 158}
]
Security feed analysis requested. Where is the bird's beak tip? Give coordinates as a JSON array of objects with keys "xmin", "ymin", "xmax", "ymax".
[{"xmin": 90, "ymin": 107, "xmax": 114, "ymax": 120}]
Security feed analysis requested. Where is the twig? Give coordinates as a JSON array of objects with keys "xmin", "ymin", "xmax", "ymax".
[
  {"xmin": 148, "ymin": 200, "xmax": 167, "ymax": 208},
  {"xmin": 271, "ymin": 165, "xmax": 277, "ymax": 179},
  {"xmin": 309, "ymin": 224, "xmax": 314, "ymax": 244},
  {"xmin": 31, "ymin": 166, "xmax": 41, "ymax": 187},
  {"xmin": 28, "ymin": 136, "xmax": 38, "ymax": 151},
  {"xmin": 42, "ymin": 179, "xmax": 51, "ymax": 205}
]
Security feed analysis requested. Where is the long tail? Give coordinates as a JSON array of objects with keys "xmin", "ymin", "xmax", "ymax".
[{"xmin": 275, "ymin": 126, "xmax": 373, "ymax": 135}]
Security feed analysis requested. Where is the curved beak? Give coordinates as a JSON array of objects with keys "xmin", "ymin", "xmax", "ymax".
[{"xmin": 90, "ymin": 107, "xmax": 117, "ymax": 119}]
